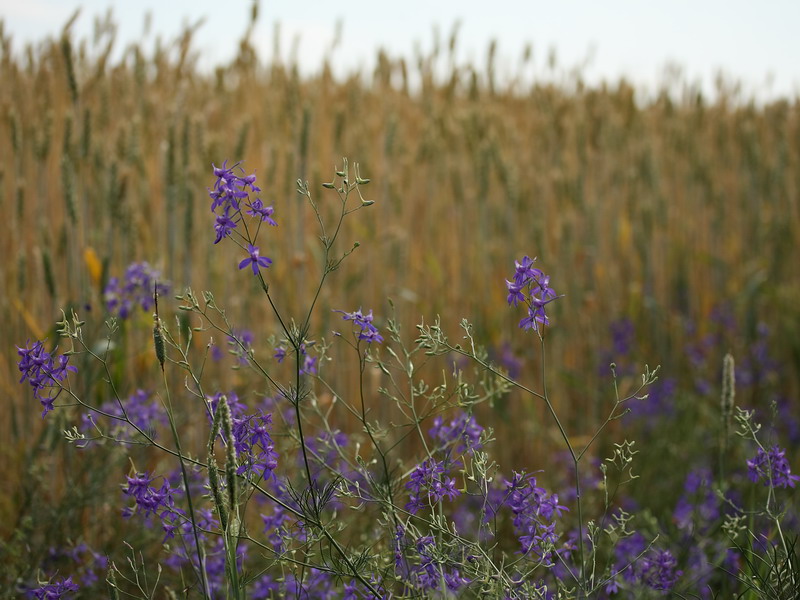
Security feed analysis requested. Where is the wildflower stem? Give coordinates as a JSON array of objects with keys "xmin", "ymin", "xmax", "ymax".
[{"xmin": 160, "ymin": 368, "xmax": 211, "ymax": 599}]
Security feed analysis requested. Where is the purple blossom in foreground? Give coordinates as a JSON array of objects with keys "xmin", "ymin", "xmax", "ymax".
[
  {"xmin": 103, "ymin": 262, "xmax": 170, "ymax": 319},
  {"xmin": 238, "ymin": 244, "xmax": 273, "ymax": 275},
  {"xmin": 334, "ymin": 308, "xmax": 384, "ymax": 344},
  {"xmin": 747, "ymin": 445, "xmax": 800, "ymax": 489},
  {"xmin": 213, "ymin": 211, "xmax": 237, "ymax": 244},
  {"xmin": 245, "ymin": 198, "xmax": 277, "ymax": 225},
  {"xmin": 209, "ymin": 161, "xmax": 258, "ymax": 214},
  {"xmin": 506, "ymin": 256, "xmax": 560, "ymax": 332},
  {"xmin": 505, "ymin": 471, "xmax": 568, "ymax": 565},
  {"xmin": 17, "ymin": 340, "xmax": 77, "ymax": 417},
  {"xmin": 405, "ymin": 458, "xmax": 460, "ymax": 514},
  {"xmin": 29, "ymin": 576, "xmax": 79, "ymax": 599},
  {"xmin": 209, "ymin": 163, "xmax": 278, "ymax": 266},
  {"xmin": 121, "ymin": 472, "xmax": 187, "ymax": 541}
]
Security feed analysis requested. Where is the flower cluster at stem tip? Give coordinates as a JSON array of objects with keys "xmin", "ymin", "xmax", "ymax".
[
  {"xmin": 506, "ymin": 256, "xmax": 560, "ymax": 332},
  {"xmin": 334, "ymin": 308, "xmax": 384, "ymax": 344},
  {"xmin": 16, "ymin": 340, "xmax": 76, "ymax": 417},
  {"xmin": 747, "ymin": 444, "xmax": 800, "ymax": 488},
  {"xmin": 209, "ymin": 161, "xmax": 277, "ymax": 275}
]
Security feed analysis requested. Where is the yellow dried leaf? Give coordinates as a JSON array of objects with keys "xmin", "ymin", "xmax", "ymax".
[{"xmin": 84, "ymin": 246, "xmax": 102, "ymax": 285}]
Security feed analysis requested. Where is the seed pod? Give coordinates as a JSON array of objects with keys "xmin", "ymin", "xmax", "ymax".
[
  {"xmin": 721, "ymin": 353, "xmax": 735, "ymax": 418},
  {"xmin": 106, "ymin": 564, "xmax": 120, "ymax": 600},
  {"xmin": 153, "ymin": 315, "xmax": 165, "ymax": 370},
  {"xmin": 720, "ymin": 353, "xmax": 735, "ymax": 453},
  {"xmin": 153, "ymin": 282, "xmax": 166, "ymax": 370},
  {"xmin": 207, "ymin": 397, "xmax": 228, "ymax": 531},
  {"xmin": 219, "ymin": 397, "xmax": 238, "ymax": 513}
]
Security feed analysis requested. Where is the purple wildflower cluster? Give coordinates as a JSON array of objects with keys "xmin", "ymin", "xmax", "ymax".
[
  {"xmin": 408, "ymin": 535, "xmax": 470, "ymax": 593},
  {"xmin": 104, "ymin": 262, "xmax": 169, "ymax": 319},
  {"xmin": 121, "ymin": 471, "xmax": 187, "ymax": 541},
  {"xmin": 405, "ymin": 458, "xmax": 460, "ymax": 514},
  {"xmin": 391, "ymin": 527, "xmax": 471, "ymax": 595},
  {"xmin": 746, "ymin": 445, "xmax": 800, "ymax": 489},
  {"xmin": 208, "ymin": 393, "xmax": 278, "ymax": 479},
  {"xmin": 31, "ymin": 543, "xmax": 108, "ymax": 594},
  {"xmin": 428, "ymin": 411, "xmax": 483, "ymax": 454},
  {"xmin": 672, "ymin": 468, "xmax": 720, "ymax": 534},
  {"xmin": 81, "ymin": 389, "xmax": 166, "ymax": 441},
  {"xmin": 607, "ymin": 533, "xmax": 683, "ymax": 593},
  {"xmin": 260, "ymin": 504, "xmax": 290, "ymax": 552},
  {"xmin": 250, "ymin": 568, "xmax": 368, "ymax": 600},
  {"xmin": 160, "ymin": 513, "xmax": 248, "ymax": 597},
  {"xmin": 17, "ymin": 340, "xmax": 76, "ymax": 417},
  {"xmin": 504, "ymin": 471, "xmax": 568, "ymax": 564},
  {"xmin": 334, "ymin": 308, "xmax": 384, "ymax": 344},
  {"xmin": 209, "ymin": 162, "xmax": 276, "ymax": 275},
  {"xmin": 506, "ymin": 256, "xmax": 559, "ymax": 332},
  {"xmin": 29, "ymin": 576, "xmax": 79, "ymax": 599}
]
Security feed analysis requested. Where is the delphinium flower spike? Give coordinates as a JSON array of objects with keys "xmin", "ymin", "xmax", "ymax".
[
  {"xmin": 333, "ymin": 308, "xmax": 384, "ymax": 344},
  {"xmin": 506, "ymin": 256, "xmax": 561, "ymax": 333},
  {"xmin": 209, "ymin": 162, "xmax": 277, "ymax": 273},
  {"xmin": 17, "ymin": 340, "xmax": 77, "ymax": 417},
  {"xmin": 747, "ymin": 445, "xmax": 800, "ymax": 489}
]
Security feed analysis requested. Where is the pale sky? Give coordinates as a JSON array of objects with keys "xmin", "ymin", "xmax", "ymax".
[{"xmin": 2, "ymin": 0, "xmax": 798, "ymax": 100}]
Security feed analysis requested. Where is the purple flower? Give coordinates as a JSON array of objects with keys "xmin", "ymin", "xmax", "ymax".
[
  {"xmin": 245, "ymin": 198, "xmax": 277, "ymax": 226},
  {"xmin": 209, "ymin": 161, "xmax": 250, "ymax": 213},
  {"xmin": 274, "ymin": 346, "xmax": 287, "ymax": 363},
  {"xmin": 80, "ymin": 389, "xmax": 166, "ymax": 441},
  {"xmin": 103, "ymin": 262, "xmax": 170, "ymax": 319},
  {"xmin": 334, "ymin": 308, "xmax": 384, "ymax": 344},
  {"xmin": 121, "ymin": 472, "xmax": 175, "ymax": 517},
  {"xmin": 513, "ymin": 255, "xmax": 543, "ymax": 286},
  {"xmin": 209, "ymin": 162, "xmax": 276, "ymax": 248},
  {"xmin": 506, "ymin": 256, "xmax": 560, "ymax": 332},
  {"xmin": 405, "ymin": 458, "xmax": 460, "ymax": 514},
  {"xmin": 747, "ymin": 445, "xmax": 800, "ymax": 489},
  {"xmin": 506, "ymin": 280, "xmax": 525, "ymax": 306},
  {"xmin": 238, "ymin": 244, "xmax": 273, "ymax": 275},
  {"xmin": 30, "ymin": 576, "xmax": 79, "ymax": 599},
  {"xmin": 213, "ymin": 212, "xmax": 237, "ymax": 244},
  {"xmin": 429, "ymin": 411, "xmax": 484, "ymax": 454},
  {"xmin": 17, "ymin": 340, "xmax": 77, "ymax": 417},
  {"xmin": 301, "ymin": 355, "xmax": 317, "ymax": 375},
  {"xmin": 641, "ymin": 549, "xmax": 682, "ymax": 591},
  {"xmin": 504, "ymin": 472, "xmax": 567, "ymax": 564}
]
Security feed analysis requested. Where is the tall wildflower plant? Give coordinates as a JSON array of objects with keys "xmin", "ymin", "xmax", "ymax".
[{"xmin": 15, "ymin": 159, "xmax": 800, "ymax": 599}]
